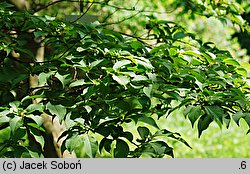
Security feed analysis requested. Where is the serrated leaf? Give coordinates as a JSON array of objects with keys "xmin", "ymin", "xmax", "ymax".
[
  {"xmin": 114, "ymin": 139, "xmax": 129, "ymax": 158},
  {"xmin": 197, "ymin": 114, "xmax": 213, "ymax": 138},
  {"xmin": 113, "ymin": 60, "xmax": 131, "ymax": 71},
  {"xmin": 83, "ymin": 134, "xmax": 98, "ymax": 158},
  {"xmin": 137, "ymin": 126, "xmax": 150, "ymax": 141},
  {"xmin": 138, "ymin": 117, "xmax": 159, "ymax": 129},
  {"xmin": 46, "ymin": 102, "xmax": 66, "ymax": 123}
]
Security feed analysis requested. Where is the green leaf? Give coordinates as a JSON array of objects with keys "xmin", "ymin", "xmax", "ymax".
[
  {"xmin": 83, "ymin": 134, "xmax": 98, "ymax": 158},
  {"xmin": 103, "ymin": 29, "xmax": 124, "ymax": 42},
  {"xmin": 69, "ymin": 79, "xmax": 86, "ymax": 88},
  {"xmin": 120, "ymin": 131, "xmax": 133, "ymax": 142},
  {"xmin": 99, "ymin": 138, "xmax": 113, "ymax": 153},
  {"xmin": 204, "ymin": 106, "xmax": 224, "ymax": 126},
  {"xmin": 137, "ymin": 126, "xmax": 150, "ymax": 141},
  {"xmin": 197, "ymin": 114, "xmax": 213, "ymax": 138},
  {"xmin": 114, "ymin": 139, "xmax": 129, "ymax": 158},
  {"xmin": 0, "ymin": 2, "xmax": 14, "ymax": 8},
  {"xmin": 90, "ymin": 59, "xmax": 104, "ymax": 68},
  {"xmin": 21, "ymin": 95, "xmax": 46, "ymax": 103},
  {"xmin": 113, "ymin": 60, "xmax": 131, "ymax": 71},
  {"xmin": 9, "ymin": 116, "xmax": 23, "ymax": 134},
  {"xmin": 26, "ymin": 115, "xmax": 44, "ymax": 127},
  {"xmin": 185, "ymin": 105, "xmax": 201, "ymax": 127},
  {"xmin": 130, "ymin": 40, "xmax": 144, "ymax": 50},
  {"xmin": 233, "ymin": 111, "xmax": 245, "ymax": 126},
  {"xmin": 9, "ymin": 101, "xmax": 21, "ymax": 113},
  {"xmin": 112, "ymin": 74, "xmax": 130, "ymax": 88},
  {"xmin": 244, "ymin": 115, "xmax": 250, "ymax": 128},
  {"xmin": 173, "ymin": 32, "xmax": 187, "ymax": 40},
  {"xmin": 11, "ymin": 128, "xmax": 26, "ymax": 141},
  {"xmin": 143, "ymin": 85, "xmax": 153, "ymax": 98},
  {"xmin": 223, "ymin": 58, "xmax": 240, "ymax": 66},
  {"xmin": 26, "ymin": 103, "xmax": 44, "ymax": 113},
  {"xmin": 27, "ymin": 123, "xmax": 45, "ymax": 132},
  {"xmin": 150, "ymin": 141, "xmax": 173, "ymax": 157},
  {"xmin": 182, "ymin": 50, "xmax": 203, "ymax": 59},
  {"xmin": 46, "ymin": 102, "xmax": 66, "ymax": 123},
  {"xmin": 65, "ymin": 135, "xmax": 82, "ymax": 153},
  {"xmin": 132, "ymin": 75, "xmax": 148, "ymax": 81},
  {"xmin": 29, "ymin": 127, "xmax": 45, "ymax": 149},
  {"xmin": 138, "ymin": 117, "xmax": 159, "ymax": 129},
  {"xmin": 236, "ymin": 68, "xmax": 247, "ymax": 77},
  {"xmin": 159, "ymin": 129, "xmax": 192, "ymax": 149},
  {"xmin": 34, "ymin": 30, "xmax": 48, "ymax": 39},
  {"xmin": 38, "ymin": 72, "xmax": 55, "ymax": 86},
  {"xmin": 76, "ymin": 47, "xmax": 85, "ymax": 52},
  {"xmin": 135, "ymin": 57, "xmax": 153, "ymax": 70},
  {"xmin": 0, "ymin": 115, "xmax": 10, "ymax": 125},
  {"xmin": 126, "ymin": 96, "xmax": 143, "ymax": 110},
  {"xmin": 55, "ymin": 72, "xmax": 71, "ymax": 89}
]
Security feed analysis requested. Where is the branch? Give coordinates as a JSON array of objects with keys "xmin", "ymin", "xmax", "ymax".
[
  {"xmin": 33, "ymin": 0, "xmax": 176, "ymax": 15},
  {"xmin": 71, "ymin": 1, "xmax": 94, "ymax": 23}
]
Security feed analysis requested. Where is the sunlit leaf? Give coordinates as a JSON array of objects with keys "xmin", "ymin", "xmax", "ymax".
[
  {"xmin": 83, "ymin": 134, "xmax": 98, "ymax": 158},
  {"xmin": 113, "ymin": 60, "xmax": 131, "ymax": 71},
  {"xmin": 46, "ymin": 102, "xmax": 66, "ymax": 123},
  {"xmin": 9, "ymin": 116, "xmax": 23, "ymax": 134}
]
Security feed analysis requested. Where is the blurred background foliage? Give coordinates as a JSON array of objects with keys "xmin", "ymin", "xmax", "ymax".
[
  {"xmin": 4, "ymin": 0, "xmax": 250, "ymax": 157},
  {"xmin": 15, "ymin": 0, "xmax": 250, "ymax": 62}
]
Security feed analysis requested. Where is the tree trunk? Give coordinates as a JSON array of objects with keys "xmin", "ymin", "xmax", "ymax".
[{"xmin": 8, "ymin": 0, "xmax": 75, "ymax": 158}]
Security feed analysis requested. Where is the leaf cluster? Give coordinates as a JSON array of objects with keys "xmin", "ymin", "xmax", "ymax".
[{"xmin": 0, "ymin": 1, "xmax": 249, "ymax": 157}]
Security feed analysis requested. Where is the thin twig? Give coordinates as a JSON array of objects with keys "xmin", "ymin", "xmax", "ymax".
[{"xmin": 71, "ymin": 1, "xmax": 94, "ymax": 23}]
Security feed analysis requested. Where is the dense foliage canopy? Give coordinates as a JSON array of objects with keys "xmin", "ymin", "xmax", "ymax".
[{"xmin": 0, "ymin": 0, "xmax": 250, "ymax": 157}]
